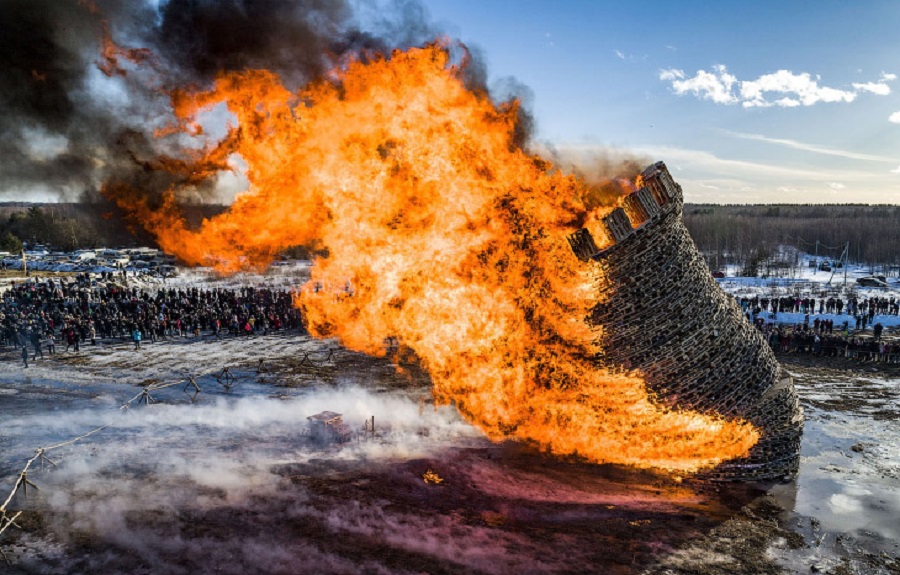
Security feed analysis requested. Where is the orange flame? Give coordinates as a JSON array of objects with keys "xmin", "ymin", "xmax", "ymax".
[
  {"xmin": 105, "ymin": 44, "xmax": 758, "ymax": 472},
  {"xmin": 423, "ymin": 469, "xmax": 444, "ymax": 484}
]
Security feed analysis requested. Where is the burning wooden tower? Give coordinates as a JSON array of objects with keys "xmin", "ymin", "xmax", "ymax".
[{"xmin": 568, "ymin": 162, "xmax": 803, "ymax": 482}]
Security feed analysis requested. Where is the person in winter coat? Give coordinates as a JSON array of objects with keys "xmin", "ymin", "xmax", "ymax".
[{"xmin": 29, "ymin": 328, "xmax": 43, "ymax": 360}]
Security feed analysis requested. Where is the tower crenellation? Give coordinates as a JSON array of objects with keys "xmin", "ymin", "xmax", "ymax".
[
  {"xmin": 568, "ymin": 161, "xmax": 683, "ymax": 258},
  {"xmin": 622, "ymin": 186, "xmax": 661, "ymax": 225},
  {"xmin": 600, "ymin": 207, "xmax": 633, "ymax": 243}
]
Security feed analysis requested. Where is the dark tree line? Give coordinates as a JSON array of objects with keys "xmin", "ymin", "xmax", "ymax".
[
  {"xmin": 683, "ymin": 204, "xmax": 900, "ymax": 277},
  {"xmin": 2, "ymin": 202, "xmax": 899, "ymax": 277},
  {"xmin": 0, "ymin": 202, "xmax": 327, "ymax": 260},
  {"xmin": 0, "ymin": 202, "xmax": 224, "ymax": 253}
]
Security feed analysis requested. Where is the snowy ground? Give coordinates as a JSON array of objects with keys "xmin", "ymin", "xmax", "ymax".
[
  {"xmin": 717, "ymin": 261, "xmax": 900, "ymax": 332},
  {"xmin": 1, "ymin": 262, "xmax": 899, "ymax": 574}
]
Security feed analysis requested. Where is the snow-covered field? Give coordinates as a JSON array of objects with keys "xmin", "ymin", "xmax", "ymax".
[
  {"xmin": 716, "ymin": 260, "xmax": 900, "ymax": 332},
  {"xmin": 1, "ymin": 259, "xmax": 899, "ymax": 574}
]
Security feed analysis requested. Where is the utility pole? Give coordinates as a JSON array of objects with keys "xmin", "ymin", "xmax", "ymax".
[{"xmin": 844, "ymin": 241, "xmax": 849, "ymax": 285}]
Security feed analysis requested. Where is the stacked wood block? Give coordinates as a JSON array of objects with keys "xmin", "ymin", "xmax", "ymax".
[
  {"xmin": 622, "ymin": 187, "xmax": 661, "ymax": 224},
  {"xmin": 600, "ymin": 208, "xmax": 633, "ymax": 243},
  {"xmin": 570, "ymin": 161, "xmax": 803, "ymax": 482}
]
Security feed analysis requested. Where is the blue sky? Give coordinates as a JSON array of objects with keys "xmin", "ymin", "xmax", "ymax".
[{"xmin": 417, "ymin": 0, "xmax": 900, "ymax": 204}]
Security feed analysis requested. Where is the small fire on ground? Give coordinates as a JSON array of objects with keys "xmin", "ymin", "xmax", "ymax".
[{"xmin": 423, "ymin": 468, "xmax": 444, "ymax": 485}]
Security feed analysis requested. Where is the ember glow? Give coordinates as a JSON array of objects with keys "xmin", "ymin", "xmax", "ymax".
[{"xmin": 106, "ymin": 44, "xmax": 758, "ymax": 472}]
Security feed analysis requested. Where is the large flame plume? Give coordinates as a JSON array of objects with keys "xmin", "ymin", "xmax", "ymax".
[{"xmin": 106, "ymin": 44, "xmax": 758, "ymax": 472}]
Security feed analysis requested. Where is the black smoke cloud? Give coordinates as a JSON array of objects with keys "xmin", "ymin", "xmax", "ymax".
[
  {"xmin": 0, "ymin": 0, "xmax": 107, "ymax": 197},
  {"xmin": 0, "ymin": 0, "xmax": 454, "ymax": 205},
  {"xmin": 154, "ymin": 0, "xmax": 353, "ymax": 86}
]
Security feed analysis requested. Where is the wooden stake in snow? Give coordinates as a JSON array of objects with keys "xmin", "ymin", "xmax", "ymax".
[
  {"xmin": 217, "ymin": 366, "xmax": 236, "ymax": 390},
  {"xmin": 182, "ymin": 376, "xmax": 201, "ymax": 402},
  {"xmin": 362, "ymin": 415, "xmax": 375, "ymax": 441},
  {"xmin": 0, "ymin": 365, "xmax": 224, "ymax": 564}
]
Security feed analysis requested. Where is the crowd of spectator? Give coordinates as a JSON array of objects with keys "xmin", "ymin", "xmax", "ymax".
[
  {"xmin": 752, "ymin": 319, "xmax": 898, "ymax": 364},
  {"xmin": 5, "ymin": 273, "xmax": 898, "ymax": 368},
  {"xmin": 736, "ymin": 292, "xmax": 900, "ymax": 363},
  {"xmin": 739, "ymin": 294, "xmax": 900, "ymax": 330},
  {"xmin": 2, "ymin": 274, "xmax": 305, "ymax": 366}
]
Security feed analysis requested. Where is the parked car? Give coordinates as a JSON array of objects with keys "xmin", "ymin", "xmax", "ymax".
[{"xmin": 857, "ymin": 276, "xmax": 888, "ymax": 288}]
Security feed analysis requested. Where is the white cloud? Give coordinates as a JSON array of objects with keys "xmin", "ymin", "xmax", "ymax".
[
  {"xmin": 658, "ymin": 65, "xmax": 739, "ymax": 104},
  {"xmin": 853, "ymin": 82, "xmax": 890, "ymax": 95},
  {"xmin": 635, "ymin": 144, "xmax": 896, "ymax": 188},
  {"xmin": 852, "ymin": 72, "xmax": 896, "ymax": 95},
  {"xmin": 659, "ymin": 66, "xmax": 894, "ymax": 108},
  {"xmin": 889, "ymin": 111, "xmax": 900, "ymax": 124},
  {"xmin": 770, "ymin": 96, "xmax": 802, "ymax": 108},
  {"xmin": 723, "ymin": 130, "xmax": 897, "ymax": 162},
  {"xmin": 741, "ymin": 70, "xmax": 856, "ymax": 107},
  {"xmin": 559, "ymin": 143, "xmax": 900, "ymax": 204},
  {"xmin": 615, "ymin": 50, "xmax": 647, "ymax": 62},
  {"xmin": 659, "ymin": 69, "xmax": 684, "ymax": 81},
  {"xmin": 556, "ymin": 144, "xmax": 900, "ymax": 204},
  {"xmin": 630, "ymin": 144, "xmax": 867, "ymax": 181},
  {"xmin": 827, "ymin": 182, "xmax": 846, "ymax": 190}
]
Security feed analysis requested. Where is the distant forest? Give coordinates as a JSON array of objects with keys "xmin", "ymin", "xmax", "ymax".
[
  {"xmin": 0, "ymin": 202, "xmax": 223, "ymax": 255},
  {"xmin": 2, "ymin": 202, "xmax": 899, "ymax": 276},
  {"xmin": 683, "ymin": 204, "xmax": 900, "ymax": 277}
]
